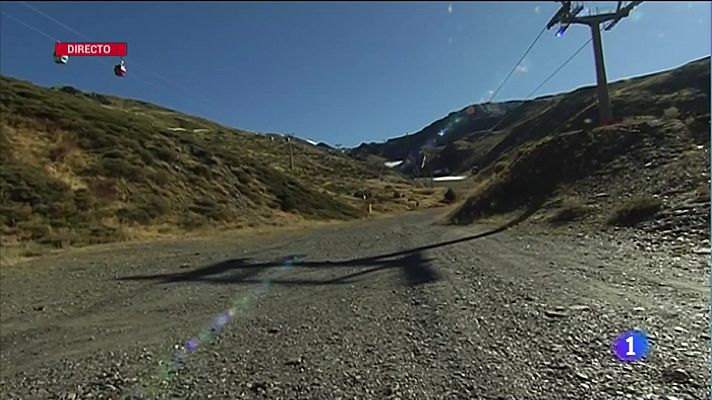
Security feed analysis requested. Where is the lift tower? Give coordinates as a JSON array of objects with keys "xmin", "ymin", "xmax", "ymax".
[{"xmin": 547, "ymin": 1, "xmax": 643, "ymax": 124}]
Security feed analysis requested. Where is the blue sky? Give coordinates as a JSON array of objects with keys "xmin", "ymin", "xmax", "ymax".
[{"xmin": 1, "ymin": 2, "xmax": 710, "ymax": 146}]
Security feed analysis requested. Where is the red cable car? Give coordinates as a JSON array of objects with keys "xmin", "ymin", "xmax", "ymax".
[{"xmin": 114, "ymin": 59, "xmax": 127, "ymax": 77}]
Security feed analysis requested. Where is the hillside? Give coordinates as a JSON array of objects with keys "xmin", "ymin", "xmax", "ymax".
[
  {"xmin": 353, "ymin": 57, "xmax": 710, "ymax": 241},
  {"xmin": 350, "ymin": 101, "xmax": 523, "ymax": 164},
  {"xmin": 0, "ymin": 76, "xmax": 443, "ymax": 252},
  {"xmin": 1, "ymin": 56, "xmax": 709, "ymax": 254},
  {"xmin": 447, "ymin": 57, "xmax": 710, "ymax": 241},
  {"xmin": 354, "ymin": 57, "xmax": 710, "ymax": 178}
]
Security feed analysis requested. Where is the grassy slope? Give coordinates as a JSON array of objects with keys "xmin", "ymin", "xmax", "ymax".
[
  {"xmin": 355, "ymin": 57, "xmax": 710, "ymax": 178},
  {"xmin": 0, "ymin": 76, "xmax": 442, "ymax": 251},
  {"xmin": 447, "ymin": 57, "xmax": 710, "ymax": 236}
]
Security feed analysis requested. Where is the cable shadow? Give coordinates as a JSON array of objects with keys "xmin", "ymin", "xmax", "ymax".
[
  {"xmin": 118, "ymin": 201, "xmax": 541, "ymax": 287},
  {"xmin": 194, "ymin": 251, "xmax": 439, "ymax": 286}
]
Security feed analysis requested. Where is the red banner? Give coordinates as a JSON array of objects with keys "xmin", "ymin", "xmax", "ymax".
[{"xmin": 55, "ymin": 42, "xmax": 127, "ymax": 57}]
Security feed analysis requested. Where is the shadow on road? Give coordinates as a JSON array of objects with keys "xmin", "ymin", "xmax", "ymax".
[{"xmin": 118, "ymin": 202, "xmax": 540, "ymax": 287}]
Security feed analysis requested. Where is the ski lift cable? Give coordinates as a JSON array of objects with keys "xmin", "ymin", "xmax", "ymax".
[
  {"xmin": 1, "ymin": 10, "xmax": 107, "ymax": 70},
  {"xmin": 487, "ymin": 37, "xmax": 592, "ymax": 134},
  {"xmin": 1, "ymin": 10, "xmax": 161, "ymax": 88},
  {"xmin": 414, "ymin": 17, "xmax": 549, "ymax": 167},
  {"xmin": 487, "ymin": 25, "xmax": 547, "ymax": 103},
  {"xmin": 19, "ymin": 1, "xmax": 214, "ymax": 105},
  {"xmin": 1, "ymin": 10, "xmax": 58, "ymax": 42},
  {"xmin": 19, "ymin": 1, "xmax": 89, "ymax": 43},
  {"xmin": 18, "ymin": 2, "xmax": 178, "ymax": 86},
  {"xmin": 526, "ymin": 38, "xmax": 592, "ymax": 98},
  {"xmin": 10, "ymin": 3, "xmax": 115, "ymax": 72}
]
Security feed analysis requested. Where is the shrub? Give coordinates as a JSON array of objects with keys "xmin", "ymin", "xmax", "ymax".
[
  {"xmin": 141, "ymin": 195, "xmax": 170, "ymax": 220},
  {"xmin": 277, "ymin": 192, "xmax": 298, "ymax": 212},
  {"xmin": 607, "ymin": 197, "xmax": 662, "ymax": 226},
  {"xmin": 353, "ymin": 190, "xmax": 373, "ymax": 199},
  {"xmin": 0, "ymin": 204, "xmax": 32, "ymax": 227},
  {"xmin": 189, "ymin": 164, "xmax": 212, "ymax": 178},
  {"xmin": 48, "ymin": 143, "xmax": 71, "ymax": 162},
  {"xmin": 547, "ymin": 198, "xmax": 590, "ymax": 224},
  {"xmin": 74, "ymin": 188, "xmax": 95, "ymax": 211},
  {"xmin": 117, "ymin": 207, "xmax": 152, "ymax": 225},
  {"xmin": 39, "ymin": 231, "xmax": 73, "ymax": 249},
  {"xmin": 91, "ymin": 178, "xmax": 118, "ymax": 203},
  {"xmin": 101, "ymin": 149, "xmax": 127, "ymax": 159},
  {"xmin": 230, "ymin": 167, "xmax": 251, "ymax": 183},
  {"xmin": 695, "ymin": 181, "xmax": 710, "ymax": 202},
  {"xmin": 149, "ymin": 145, "xmax": 176, "ymax": 162},
  {"xmin": 663, "ymin": 106, "xmax": 680, "ymax": 120},
  {"xmin": 147, "ymin": 168, "xmax": 171, "ymax": 184},
  {"xmin": 135, "ymin": 148, "xmax": 154, "ymax": 165},
  {"xmin": 443, "ymin": 188, "xmax": 458, "ymax": 204},
  {"xmin": 17, "ymin": 221, "xmax": 51, "ymax": 240},
  {"xmin": 82, "ymin": 223, "xmax": 122, "ymax": 245},
  {"xmin": 99, "ymin": 158, "xmax": 145, "ymax": 181},
  {"xmin": 188, "ymin": 198, "xmax": 231, "ymax": 221},
  {"xmin": 48, "ymin": 200, "xmax": 77, "ymax": 218},
  {"xmin": 1, "ymin": 164, "xmax": 71, "ymax": 206},
  {"xmin": 59, "ymin": 86, "xmax": 81, "ymax": 95},
  {"xmin": 493, "ymin": 161, "xmax": 507, "ymax": 175},
  {"xmin": 178, "ymin": 213, "xmax": 208, "ymax": 229}
]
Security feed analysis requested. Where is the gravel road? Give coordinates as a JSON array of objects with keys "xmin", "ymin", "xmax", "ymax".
[{"xmin": 1, "ymin": 208, "xmax": 708, "ymax": 400}]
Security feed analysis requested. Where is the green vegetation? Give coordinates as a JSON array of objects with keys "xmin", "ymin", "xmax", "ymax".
[
  {"xmin": 0, "ymin": 76, "xmax": 426, "ymax": 250},
  {"xmin": 695, "ymin": 181, "xmax": 709, "ymax": 203},
  {"xmin": 450, "ymin": 124, "xmax": 646, "ymax": 224},
  {"xmin": 547, "ymin": 197, "xmax": 591, "ymax": 224},
  {"xmin": 357, "ymin": 57, "xmax": 709, "ymax": 180},
  {"xmin": 443, "ymin": 188, "xmax": 458, "ymax": 204},
  {"xmin": 663, "ymin": 106, "xmax": 681, "ymax": 120}
]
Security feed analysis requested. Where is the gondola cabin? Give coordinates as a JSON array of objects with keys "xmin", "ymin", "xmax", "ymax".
[
  {"xmin": 114, "ymin": 61, "xmax": 127, "ymax": 77},
  {"xmin": 53, "ymin": 52, "xmax": 69, "ymax": 65}
]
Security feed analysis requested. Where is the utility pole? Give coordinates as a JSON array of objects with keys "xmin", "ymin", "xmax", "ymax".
[
  {"xmin": 420, "ymin": 152, "xmax": 428, "ymax": 187},
  {"xmin": 286, "ymin": 134, "xmax": 294, "ymax": 171},
  {"xmin": 422, "ymin": 146, "xmax": 440, "ymax": 189},
  {"xmin": 547, "ymin": 1, "xmax": 643, "ymax": 125}
]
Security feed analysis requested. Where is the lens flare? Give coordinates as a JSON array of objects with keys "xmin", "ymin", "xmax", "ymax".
[
  {"xmin": 186, "ymin": 338, "xmax": 200, "ymax": 353},
  {"xmin": 130, "ymin": 255, "xmax": 301, "ymax": 397}
]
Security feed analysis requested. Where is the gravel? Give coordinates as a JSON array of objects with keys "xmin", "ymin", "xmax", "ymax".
[{"xmin": 0, "ymin": 209, "xmax": 708, "ymax": 399}]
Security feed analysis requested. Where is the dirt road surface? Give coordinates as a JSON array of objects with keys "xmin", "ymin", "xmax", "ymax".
[{"xmin": 1, "ymin": 209, "xmax": 708, "ymax": 399}]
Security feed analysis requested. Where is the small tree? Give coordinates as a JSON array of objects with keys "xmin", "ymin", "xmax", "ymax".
[{"xmin": 444, "ymin": 188, "xmax": 457, "ymax": 204}]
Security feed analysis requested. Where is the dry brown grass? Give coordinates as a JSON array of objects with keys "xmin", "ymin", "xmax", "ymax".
[
  {"xmin": 0, "ymin": 215, "xmax": 315, "ymax": 268},
  {"xmin": 448, "ymin": 120, "xmax": 668, "ymax": 225},
  {"xmin": 1, "ymin": 242, "xmax": 53, "ymax": 267},
  {"xmin": 606, "ymin": 197, "xmax": 663, "ymax": 227},
  {"xmin": 1, "ymin": 75, "xmax": 439, "ymax": 254},
  {"xmin": 546, "ymin": 197, "xmax": 592, "ymax": 224}
]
